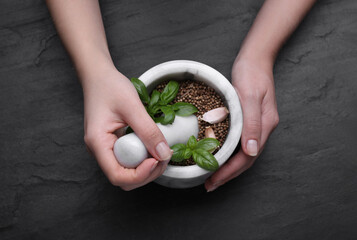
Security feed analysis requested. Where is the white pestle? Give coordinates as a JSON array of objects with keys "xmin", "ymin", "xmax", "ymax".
[{"xmin": 114, "ymin": 115, "xmax": 199, "ymax": 168}]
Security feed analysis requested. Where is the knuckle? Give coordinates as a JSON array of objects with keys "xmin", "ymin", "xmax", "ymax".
[
  {"xmin": 107, "ymin": 171, "xmax": 138, "ymax": 191},
  {"xmin": 273, "ymin": 114, "xmax": 280, "ymax": 128},
  {"xmin": 107, "ymin": 171, "xmax": 126, "ymax": 187},
  {"xmin": 241, "ymin": 88, "xmax": 265, "ymax": 100},
  {"xmin": 107, "ymin": 173, "xmax": 121, "ymax": 187},
  {"xmin": 224, "ymin": 159, "xmax": 237, "ymax": 170},
  {"xmin": 222, "ymin": 158, "xmax": 241, "ymax": 174},
  {"xmin": 246, "ymin": 119, "xmax": 262, "ymax": 133},
  {"xmin": 242, "ymin": 90, "xmax": 259, "ymax": 100},
  {"xmin": 210, "ymin": 175, "xmax": 223, "ymax": 184},
  {"xmin": 84, "ymin": 130, "xmax": 99, "ymax": 147},
  {"xmin": 125, "ymin": 170, "xmax": 143, "ymax": 186},
  {"xmin": 268, "ymin": 112, "xmax": 280, "ymax": 129},
  {"xmin": 120, "ymin": 186, "xmax": 133, "ymax": 191},
  {"xmin": 142, "ymin": 127, "xmax": 162, "ymax": 141}
]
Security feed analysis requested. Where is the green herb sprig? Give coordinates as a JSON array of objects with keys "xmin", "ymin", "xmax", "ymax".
[
  {"xmin": 131, "ymin": 78, "xmax": 198, "ymax": 125},
  {"xmin": 171, "ymin": 136, "xmax": 220, "ymax": 171}
]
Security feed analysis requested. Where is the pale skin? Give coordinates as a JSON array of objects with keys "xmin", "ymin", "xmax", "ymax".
[{"xmin": 46, "ymin": 0, "xmax": 316, "ymax": 191}]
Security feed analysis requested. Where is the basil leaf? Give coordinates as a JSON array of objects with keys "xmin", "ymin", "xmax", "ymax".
[
  {"xmin": 125, "ymin": 126, "xmax": 134, "ymax": 134},
  {"xmin": 149, "ymin": 90, "xmax": 160, "ymax": 108},
  {"xmin": 196, "ymin": 138, "xmax": 220, "ymax": 152},
  {"xmin": 183, "ymin": 148, "xmax": 192, "ymax": 159},
  {"xmin": 187, "ymin": 135, "xmax": 197, "ymax": 149},
  {"xmin": 148, "ymin": 104, "xmax": 161, "ymax": 116},
  {"xmin": 170, "ymin": 144, "xmax": 186, "ymax": 162},
  {"xmin": 154, "ymin": 116, "xmax": 164, "ymax": 123},
  {"xmin": 159, "ymin": 81, "xmax": 179, "ymax": 105},
  {"xmin": 131, "ymin": 78, "xmax": 150, "ymax": 104},
  {"xmin": 192, "ymin": 149, "xmax": 219, "ymax": 171},
  {"xmin": 160, "ymin": 106, "xmax": 175, "ymax": 125},
  {"xmin": 173, "ymin": 102, "xmax": 198, "ymax": 116}
]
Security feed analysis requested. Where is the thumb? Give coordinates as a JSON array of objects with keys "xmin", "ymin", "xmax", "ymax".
[
  {"xmin": 240, "ymin": 96, "xmax": 262, "ymax": 157},
  {"xmin": 124, "ymin": 100, "xmax": 173, "ymax": 161}
]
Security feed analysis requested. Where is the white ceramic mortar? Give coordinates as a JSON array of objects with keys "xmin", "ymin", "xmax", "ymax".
[{"xmin": 139, "ymin": 60, "xmax": 243, "ymax": 188}]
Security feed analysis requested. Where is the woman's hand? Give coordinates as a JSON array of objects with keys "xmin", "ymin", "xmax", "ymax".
[
  {"xmin": 204, "ymin": 0, "xmax": 316, "ymax": 192},
  {"xmin": 205, "ymin": 57, "xmax": 279, "ymax": 192},
  {"xmin": 46, "ymin": 0, "xmax": 173, "ymax": 191},
  {"xmin": 82, "ymin": 68, "xmax": 172, "ymax": 191}
]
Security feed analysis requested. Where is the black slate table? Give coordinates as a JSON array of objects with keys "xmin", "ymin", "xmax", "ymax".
[{"xmin": 1, "ymin": 1, "xmax": 356, "ymax": 239}]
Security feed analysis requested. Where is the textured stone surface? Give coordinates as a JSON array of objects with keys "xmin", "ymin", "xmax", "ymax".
[{"xmin": 0, "ymin": 0, "xmax": 356, "ymax": 239}]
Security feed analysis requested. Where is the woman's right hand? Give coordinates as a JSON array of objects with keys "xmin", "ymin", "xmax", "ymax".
[{"xmin": 82, "ymin": 67, "xmax": 173, "ymax": 191}]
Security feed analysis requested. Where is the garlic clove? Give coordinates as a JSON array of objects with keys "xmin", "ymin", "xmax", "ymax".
[
  {"xmin": 201, "ymin": 107, "xmax": 229, "ymax": 124},
  {"xmin": 205, "ymin": 126, "xmax": 216, "ymax": 139}
]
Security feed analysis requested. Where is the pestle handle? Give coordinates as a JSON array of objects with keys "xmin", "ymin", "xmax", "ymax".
[{"xmin": 114, "ymin": 115, "xmax": 199, "ymax": 168}]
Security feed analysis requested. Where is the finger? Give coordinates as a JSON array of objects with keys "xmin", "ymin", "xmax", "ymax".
[
  {"xmin": 222, "ymin": 121, "xmax": 273, "ymax": 186},
  {"xmin": 86, "ymin": 132, "xmax": 159, "ymax": 189},
  {"xmin": 220, "ymin": 149, "xmax": 261, "ymax": 186},
  {"xmin": 240, "ymin": 95, "xmax": 262, "ymax": 157},
  {"xmin": 123, "ymin": 98, "xmax": 173, "ymax": 162},
  {"xmin": 205, "ymin": 149, "xmax": 255, "ymax": 192},
  {"xmin": 114, "ymin": 127, "xmax": 127, "ymax": 138},
  {"xmin": 261, "ymin": 112, "xmax": 279, "ymax": 146},
  {"xmin": 124, "ymin": 160, "xmax": 169, "ymax": 190},
  {"xmin": 205, "ymin": 107, "xmax": 279, "ymax": 192},
  {"xmin": 144, "ymin": 160, "xmax": 169, "ymax": 182}
]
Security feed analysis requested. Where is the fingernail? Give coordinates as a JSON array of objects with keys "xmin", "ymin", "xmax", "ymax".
[
  {"xmin": 155, "ymin": 142, "xmax": 173, "ymax": 161},
  {"xmin": 247, "ymin": 139, "xmax": 258, "ymax": 156},
  {"xmin": 150, "ymin": 161, "xmax": 159, "ymax": 173},
  {"xmin": 207, "ymin": 181, "xmax": 223, "ymax": 192}
]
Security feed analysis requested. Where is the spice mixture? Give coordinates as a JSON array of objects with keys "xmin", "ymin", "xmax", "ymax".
[{"xmin": 155, "ymin": 80, "xmax": 230, "ymax": 166}]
